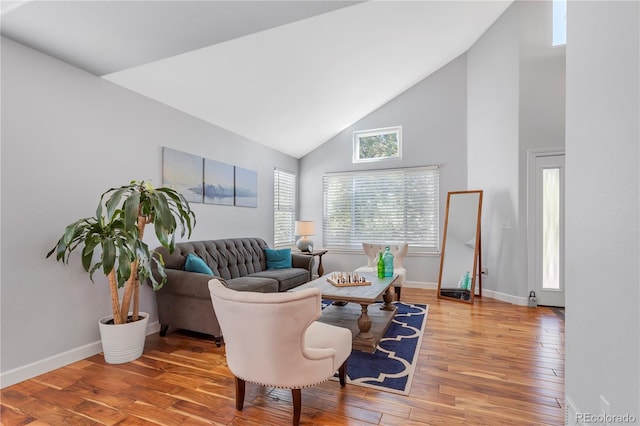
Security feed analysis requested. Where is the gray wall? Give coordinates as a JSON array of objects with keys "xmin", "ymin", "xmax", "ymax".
[
  {"xmin": 467, "ymin": 0, "xmax": 565, "ymax": 302},
  {"xmin": 299, "ymin": 54, "xmax": 468, "ymax": 284},
  {"xmin": 565, "ymin": 0, "xmax": 639, "ymax": 420},
  {"xmin": 0, "ymin": 37, "xmax": 298, "ymax": 385}
]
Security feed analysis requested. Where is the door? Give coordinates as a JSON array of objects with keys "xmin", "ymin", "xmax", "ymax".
[{"xmin": 528, "ymin": 150, "xmax": 565, "ymax": 307}]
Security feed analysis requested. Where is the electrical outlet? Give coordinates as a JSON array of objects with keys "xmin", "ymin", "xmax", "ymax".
[
  {"xmin": 600, "ymin": 395, "xmax": 610, "ymax": 425},
  {"xmin": 481, "ymin": 268, "xmax": 488, "ymax": 276},
  {"xmin": 499, "ymin": 220, "xmax": 511, "ymax": 229}
]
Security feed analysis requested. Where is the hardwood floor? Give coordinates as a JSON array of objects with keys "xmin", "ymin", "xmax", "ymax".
[{"xmin": 1, "ymin": 288, "xmax": 565, "ymax": 425}]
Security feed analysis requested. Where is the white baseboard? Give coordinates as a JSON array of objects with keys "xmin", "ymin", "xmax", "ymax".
[
  {"xmin": 404, "ymin": 281, "xmax": 528, "ymax": 306},
  {"xmin": 404, "ymin": 280, "xmax": 438, "ymax": 289},
  {"xmin": 481, "ymin": 289, "xmax": 528, "ymax": 306},
  {"xmin": 0, "ymin": 320, "xmax": 161, "ymax": 389}
]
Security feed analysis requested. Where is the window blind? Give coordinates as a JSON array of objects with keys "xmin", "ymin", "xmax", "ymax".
[
  {"xmin": 322, "ymin": 166, "xmax": 439, "ymax": 252},
  {"xmin": 274, "ymin": 168, "xmax": 296, "ymax": 247}
]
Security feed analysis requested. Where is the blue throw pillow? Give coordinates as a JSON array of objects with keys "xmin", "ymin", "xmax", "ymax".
[
  {"xmin": 184, "ymin": 253, "xmax": 214, "ymax": 275},
  {"xmin": 265, "ymin": 248, "xmax": 292, "ymax": 270}
]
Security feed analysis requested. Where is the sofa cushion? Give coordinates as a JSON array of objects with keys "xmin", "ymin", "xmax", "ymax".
[
  {"xmin": 184, "ymin": 253, "xmax": 214, "ymax": 275},
  {"xmin": 225, "ymin": 276, "xmax": 279, "ymax": 293},
  {"xmin": 250, "ymin": 268, "xmax": 310, "ymax": 292},
  {"xmin": 264, "ymin": 247, "xmax": 292, "ymax": 269}
]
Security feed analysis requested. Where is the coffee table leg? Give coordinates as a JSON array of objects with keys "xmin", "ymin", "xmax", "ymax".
[
  {"xmin": 380, "ymin": 286, "xmax": 394, "ymax": 311},
  {"xmin": 357, "ymin": 304, "xmax": 373, "ymax": 338}
]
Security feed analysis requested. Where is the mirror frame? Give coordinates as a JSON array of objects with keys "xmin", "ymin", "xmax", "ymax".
[{"xmin": 437, "ymin": 190, "xmax": 483, "ymax": 304}]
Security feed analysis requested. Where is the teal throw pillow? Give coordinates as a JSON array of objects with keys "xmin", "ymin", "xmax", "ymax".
[
  {"xmin": 184, "ymin": 253, "xmax": 214, "ymax": 275},
  {"xmin": 265, "ymin": 248, "xmax": 292, "ymax": 270}
]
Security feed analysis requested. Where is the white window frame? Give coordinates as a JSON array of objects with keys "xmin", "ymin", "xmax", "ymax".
[
  {"xmin": 322, "ymin": 165, "xmax": 439, "ymax": 253},
  {"xmin": 353, "ymin": 126, "xmax": 402, "ymax": 163},
  {"xmin": 274, "ymin": 168, "xmax": 296, "ymax": 247}
]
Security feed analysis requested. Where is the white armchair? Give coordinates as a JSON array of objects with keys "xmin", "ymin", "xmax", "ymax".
[
  {"xmin": 354, "ymin": 243, "xmax": 408, "ymax": 301},
  {"xmin": 208, "ymin": 278, "xmax": 352, "ymax": 426}
]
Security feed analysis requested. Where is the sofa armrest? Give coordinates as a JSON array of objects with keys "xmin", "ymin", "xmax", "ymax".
[
  {"xmin": 155, "ymin": 269, "xmax": 220, "ymax": 299},
  {"xmin": 292, "ymin": 253, "xmax": 314, "ymax": 274}
]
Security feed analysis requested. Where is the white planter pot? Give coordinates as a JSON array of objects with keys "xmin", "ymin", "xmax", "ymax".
[{"xmin": 98, "ymin": 312, "xmax": 149, "ymax": 364}]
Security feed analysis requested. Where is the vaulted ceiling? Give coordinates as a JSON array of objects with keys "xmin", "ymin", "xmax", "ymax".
[{"xmin": 1, "ymin": 1, "xmax": 512, "ymax": 158}]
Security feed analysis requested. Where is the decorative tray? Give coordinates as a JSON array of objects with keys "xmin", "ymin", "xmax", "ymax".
[{"xmin": 327, "ymin": 272, "xmax": 372, "ymax": 287}]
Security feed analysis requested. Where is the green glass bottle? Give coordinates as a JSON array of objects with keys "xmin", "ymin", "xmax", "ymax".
[{"xmin": 377, "ymin": 251, "xmax": 385, "ymax": 278}]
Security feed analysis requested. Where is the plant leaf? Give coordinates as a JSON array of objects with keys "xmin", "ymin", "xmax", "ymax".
[
  {"xmin": 123, "ymin": 190, "xmax": 141, "ymax": 231},
  {"xmin": 95, "ymin": 199, "xmax": 103, "ymax": 219},
  {"xmin": 61, "ymin": 219, "xmax": 86, "ymax": 246},
  {"xmin": 116, "ymin": 240, "xmax": 132, "ymax": 283},
  {"xmin": 157, "ymin": 187, "xmax": 195, "ymax": 239},
  {"xmin": 104, "ymin": 187, "xmax": 128, "ymax": 221},
  {"xmin": 102, "ymin": 237, "xmax": 116, "ymax": 276},
  {"xmin": 147, "ymin": 251, "xmax": 167, "ymax": 290},
  {"xmin": 81, "ymin": 236, "xmax": 100, "ymax": 272},
  {"xmin": 89, "ymin": 261, "xmax": 102, "ymax": 282}
]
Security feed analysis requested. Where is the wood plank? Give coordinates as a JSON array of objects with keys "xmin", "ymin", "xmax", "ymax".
[
  {"xmin": 0, "ymin": 402, "xmax": 36, "ymax": 426},
  {"xmin": 0, "ymin": 288, "xmax": 565, "ymax": 425}
]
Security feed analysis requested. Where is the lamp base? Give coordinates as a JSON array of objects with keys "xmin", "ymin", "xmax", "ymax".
[{"xmin": 296, "ymin": 237, "xmax": 313, "ymax": 252}]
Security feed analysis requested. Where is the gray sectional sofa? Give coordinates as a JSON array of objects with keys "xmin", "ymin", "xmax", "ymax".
[{"xmin": 151, "ymin": 237, "xmax": 314, "ymax": 345}]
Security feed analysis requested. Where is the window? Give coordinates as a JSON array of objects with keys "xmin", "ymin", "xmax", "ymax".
[
  {"xmin": 274, "ymin": 168, "xmax": 296, "ymax": 247},
  {"xmin": 323, "ymin": 166, "xmax": 439, "ymax": 252},
  {"xmin": 353, "ymin": 126, "xmax": 402, "ymax": 163},
  {"xmin": 552, "ymin": 0, "xmax": 567, "ymax": 46}
]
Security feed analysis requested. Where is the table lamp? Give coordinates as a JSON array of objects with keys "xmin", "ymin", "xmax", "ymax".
[{"xmin": 294, "ymin": 220, "xmax": 315, "ymax": 252}]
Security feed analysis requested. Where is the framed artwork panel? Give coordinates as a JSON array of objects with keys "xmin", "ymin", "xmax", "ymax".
[
  {"xmin": 204, "ymin": 159, "xmax": 234, "ymax": 205},
  {"xmin": 234, "ymin": 167, "xmax": 257, "ymax": 208},
  {"xmin": 162, "ymin": 147, "xmax": 203, "ymax": 203}
]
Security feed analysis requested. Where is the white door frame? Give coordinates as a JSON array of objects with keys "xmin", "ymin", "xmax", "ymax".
[{"xmin": 527, "ymin": 148, "xmax": 565, "ymax": 307}]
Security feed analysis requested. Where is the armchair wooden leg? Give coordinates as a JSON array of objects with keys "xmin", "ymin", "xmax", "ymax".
[
  {"xmin": 235, "ymin": 377, "xmax": 245, "ymax": 411},
  {"xmin": 291, "ymin": 388, "xmax": 301, "ymax": 426},
  {"xmin": 338, "ymin": 360, "xmax": 347, "ymax": 387},
  {"xmin": 395, "ymin": 286, "xmax": 401, "ymax": 301}
]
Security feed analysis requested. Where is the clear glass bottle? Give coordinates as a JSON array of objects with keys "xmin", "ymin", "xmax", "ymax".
[{"xmin": 383, "ymin": 246, "xmax": 394, "ymax": 277}]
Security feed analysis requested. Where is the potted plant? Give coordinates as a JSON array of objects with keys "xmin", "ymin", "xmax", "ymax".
[{"xmin": 47, "ymin": 180, "xmax": 195, "ymax": 363}]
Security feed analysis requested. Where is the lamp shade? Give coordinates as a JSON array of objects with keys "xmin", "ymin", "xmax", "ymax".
[{"xmin": 294, "ymin": 220, "xmax": 315, "ymax": 236}]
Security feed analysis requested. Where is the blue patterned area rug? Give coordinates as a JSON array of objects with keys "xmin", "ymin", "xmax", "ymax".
[{"xmin": 323, "ymin": 301, "xmax": 429, "ymax": 395}]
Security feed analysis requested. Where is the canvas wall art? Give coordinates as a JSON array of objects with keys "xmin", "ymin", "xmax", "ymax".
[
  {"xmin": 162, "ymin": 147, "xmax": 203, "ymax": 203},
  {"xmin": 204, "ymin": 159, "xmax": 234, "ymax": 205},
  {"xmin": 234, "ymin": 166, "xmax": 258, "ymax": 208}
]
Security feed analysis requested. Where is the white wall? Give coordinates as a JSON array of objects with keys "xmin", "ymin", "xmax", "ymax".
[
  {"xmin": 565, "ymin": 0, "xmax": 639, "ymax": 420},
  {"xmin": 467, "ymin": 3, "xmax": 521, "ymax": 300},
  {"xmin": 518, "ymin": 1, "xmax": 566, "ymax": 152},
  {"xmin": 518, "ymin": 0, "xmax": 567, "ymax": 305},
  {"xmin": 467, "ymin": 1, "xmax": 566, "ymax": 302},
  {"xmin": 0, "ymin": 37, "xmax": 298, "ymax": 386},
  {"xmin": 299, "ymin": 54, "xmax": 468, "ymax": 285}
]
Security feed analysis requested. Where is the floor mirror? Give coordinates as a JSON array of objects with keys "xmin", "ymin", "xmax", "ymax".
[{"xmin": 437, "ymin": 190, "xmax": 483, "ymax": 304}]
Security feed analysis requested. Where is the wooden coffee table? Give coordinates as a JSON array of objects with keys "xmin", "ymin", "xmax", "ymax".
[{"xmin": 290, "ymin": 272, "xmax": 398, "ymax": 353}]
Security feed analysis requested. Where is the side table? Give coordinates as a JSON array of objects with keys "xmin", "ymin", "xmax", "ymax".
[{"xmin": 299, "ymin": 249, "xmax": 328, "ymax": 277}]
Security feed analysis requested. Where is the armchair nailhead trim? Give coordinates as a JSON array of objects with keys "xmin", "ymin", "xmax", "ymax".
[{"xmin": 236, "ymin": 375, "xmax": 334, "ymax": 390}]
